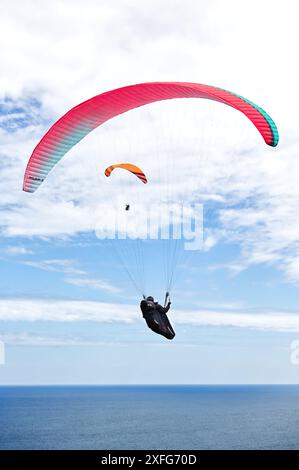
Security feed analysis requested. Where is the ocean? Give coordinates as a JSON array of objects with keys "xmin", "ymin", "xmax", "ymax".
[{"xmin": 0, "ymin": 385, "xmax": 299, "ymax": 450}]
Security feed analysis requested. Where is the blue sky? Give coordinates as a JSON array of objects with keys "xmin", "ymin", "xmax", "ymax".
[{"xmin": 1, "ymin": 0, "xmax": 299, "ymax": 384}]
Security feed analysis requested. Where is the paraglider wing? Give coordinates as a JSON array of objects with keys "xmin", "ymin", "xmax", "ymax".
[
  {"xmin": 104, "ymin": 163, "xmax": 147, "ymax": 184},
  {"xmin": 23, "ymin": 82, "xmax": 279, "ymax": 193}
]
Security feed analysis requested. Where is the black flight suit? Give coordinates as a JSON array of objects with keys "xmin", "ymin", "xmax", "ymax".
[{"xmin": 140, "ymin": 299, "xmax": 175, "ymax": 340}]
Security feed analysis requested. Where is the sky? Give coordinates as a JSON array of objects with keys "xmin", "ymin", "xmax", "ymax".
[{"xmin": 1, "ymin": 0, "xmax": 299, "ymax": 384}]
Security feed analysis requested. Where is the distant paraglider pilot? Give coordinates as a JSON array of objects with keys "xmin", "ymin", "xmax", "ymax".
[{"xmin": 140, "ymin": 295, "xmax": 175, "ymax": 340}]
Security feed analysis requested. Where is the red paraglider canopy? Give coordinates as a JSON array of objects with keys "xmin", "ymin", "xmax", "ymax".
[{"xmin": 23, "ymin": 82, "xmax": 279, "ymax": 193}]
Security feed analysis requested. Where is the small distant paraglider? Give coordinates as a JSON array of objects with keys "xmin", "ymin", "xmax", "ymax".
[{"xmin": 104, "ymin": 163, "xmax": 147, "ymax": 212}]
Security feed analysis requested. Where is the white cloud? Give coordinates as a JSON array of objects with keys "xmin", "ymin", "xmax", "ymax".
[
  {"xmin": 0, "ymin": 0, "xmax": 299, "ymax": 285},
  {"xmin": 175, "ymin": 309, "xmax": 299, "ymax": 332},
  {"xmin": 0, "ymin": 332, "xmax": 120, "ymax": 347},
  {"xmin": 65, "ymin": 276, "xmax": 122, "ymax": 294},
  {"xmin": 1, "ymin": 297, "xmax": 299, "ymax": 332},
  {"xmin": 21, "ymin": 257, "xmax": 121, "ymax": 294},
  {"xmin": 3, "ymin": 245, "xmax": 33, "ymax": 255},
  {"xmin": 0, "ymin": 298, "xmax": 138, "ymax": 323},
  {"xmin": 22, "ymin": 258, "xmax": 86, "ymax": 275}
]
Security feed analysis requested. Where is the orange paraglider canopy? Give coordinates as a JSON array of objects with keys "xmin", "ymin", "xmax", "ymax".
[{"xmin": 104, "ymin": 163, "xmax": 147, "ymax": 184}]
